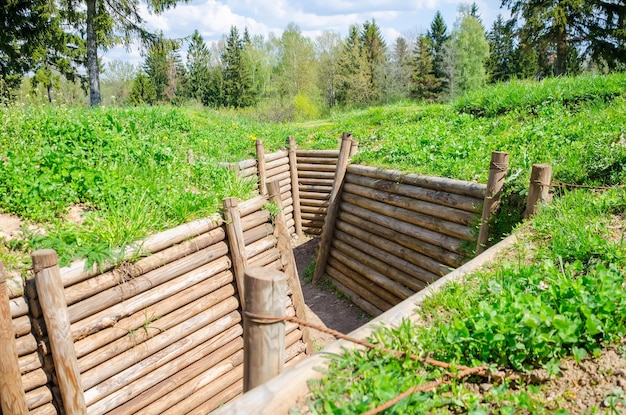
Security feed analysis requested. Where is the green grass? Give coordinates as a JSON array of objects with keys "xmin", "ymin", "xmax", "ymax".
[
  {"xmin": 1, "ymin": 73, "xmax": 625, "ymax": 269},
  {"xmin": 305, "ymin": 188, "xmax": 626, "ymax": 414}
]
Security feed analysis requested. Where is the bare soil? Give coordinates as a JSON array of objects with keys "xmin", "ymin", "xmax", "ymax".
[{"xmin": 292, "ymin": 236, "xmax": 370, "ymax": 349}]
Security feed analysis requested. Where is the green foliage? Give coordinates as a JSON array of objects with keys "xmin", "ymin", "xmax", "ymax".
[
  {"xmin": 411, "ymin": 35, "xmax": 440, "ymax": 101},
  {"xmin": 129, "ymin": 73, "xmax": 157, "ymax": 105},
  {"xmin": 307, "ymin": 189, "xmax": 626, "ymax": 413},
  {"xmin": 454, "ymin": 14, "xmax": 490, "ymax": 94},
  {"xmin": 222, "ymin": 26, "xmax": 256, "ymax": 108}
]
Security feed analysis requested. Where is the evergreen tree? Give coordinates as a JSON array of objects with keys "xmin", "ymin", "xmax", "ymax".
[
  {"xmin": 427, "ymin": 11, "xmax": 449, "ymax": 92},
  {"xmin": 129, "ymin": 72, "xmax": 157, "ymax": 104},
  {"xmin": 143, "ymin": 34, "xmax": 184, "ymax": 103},
  {"xmin": 411, "ymin": 35, "xmax": 440, "ymax": 101},
  {"xmin": 186, "ymin": 30, "xmax": 212, "ymax": 105},
  {"xmin": 487, "ymin": 15, "xmax": 517, "ymax": 82},
  {"xmin": 221, "ymin": 26, "xmax": 255, "ymax": 107},
  {"xmin": 335, "ymin": 25, "xmax": 370, "ymax": 106},
  {"xmin": 390, "ymin": 36, "xmax": 413, "ymax": 99},
  {"xmin": 360, "ymin": 19, "xmax": 388, "ymax": 102}
]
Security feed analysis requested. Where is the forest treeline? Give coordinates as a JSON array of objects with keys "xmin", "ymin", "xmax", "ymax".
[{"xmin": 2, "ymin": 1, "xmax": 625, "ymax": 119}]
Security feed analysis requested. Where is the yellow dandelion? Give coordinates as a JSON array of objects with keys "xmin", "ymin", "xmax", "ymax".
[
  {"xmin": 163, "ymin": 135, "xmax": 169, "ymax": 140},
  {"xmin": 249, "ymin": 135, "xmax": 257, "ymax": 141}
]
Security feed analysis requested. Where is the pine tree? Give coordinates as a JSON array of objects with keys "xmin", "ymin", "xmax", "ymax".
[
  {"xmin": 390, "ymin": 36, "xmax": 413, "ymax": 99},
  {"xmin": 143, "ymin": 34, "xmax": 184, "ymax": 103},
  {"xmin": 335, "ymin": 25, "xmax": 370, "ymax": 106},
  {"xmin": 221, "ymin": 26, "xmax": 255, "ymax": 107},
  {"xmin": 186, "ymin": 30, "xmax": 212, "ymax": 105},
  {"xmin": 428, "ymin": 11, "xmax": 449, "ymax": 92},
  {"xmin": 129, "ymin": 72, "xmax": 157, "ymax": 104},
  {"xmin": 411, "ymin": 35, "xmax": 440, "ymax": 101},
  {"xmin": 487, "ymin": 15, "xmax": 516, "ymax": 82},
  {"xmin": 360, "ymin": 19, "xmax": 388, "ymax": 102}
]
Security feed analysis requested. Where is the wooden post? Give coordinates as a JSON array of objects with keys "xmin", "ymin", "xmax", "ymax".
[
  {"xmin": 524, "ymin": 164, "xmax": 552, "ymax": 219},
  {"xmin": 32, "ymin": 249, "xmax": 87, "ymax": 415},
  {"xmin": 312, "ymin": 133, "xmax": 353, "ymax": 283},
  {"xmin": 349, "ymin": 140, "xmax": 359, "ymax": 157},
  {"xmin": 0, "ymin": 263, "xmax": 29, "ymax": 415},
  {"xmin": 287, "ymin": 136, "xmax": 303, "ymax": 238},
  {"xmin": 476, "ymin": 151, "xmax": 509, "ymax": 254},
  {"xmin": 267, "ymin": 180, "xmax": 313, "ymax": 354},
  {"xmin": 243, "ymin": 267, "xmax": 287, "ymax": 392},
  {"xmin": 256, "ymin": 139, "xmax": 267, "ymax": 196},
  {"xmin": 223, "ymin": 197, "xmax": 248, "ymax": 309}
]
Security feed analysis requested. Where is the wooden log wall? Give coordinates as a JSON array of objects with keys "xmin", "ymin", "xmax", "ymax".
[
  {"xmin": 0, "ymin": 196, "xmax": 308, "ymax": 414},
  {"xmin": 296, "ymin": 149, "xmax": 340, "ymax": 235},
  {"xmin": 320, "ymin": 164, "xmax": 488, "ymax": 317}
]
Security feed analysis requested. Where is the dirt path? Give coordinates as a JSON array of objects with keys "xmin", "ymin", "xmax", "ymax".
[{"xmin": 292, "ymin": 236, "xmax": 370, "ymax": 349}]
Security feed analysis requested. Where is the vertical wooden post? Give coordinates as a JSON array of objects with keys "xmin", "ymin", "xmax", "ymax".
[
  {"xmin": 267, "ymin": 180, "xmax": 312, "ymax": 354},
  {"xmin": 287, "ymin": 136, "xmax": 303, "ymax": 238},
  {"xmin": 349, "ymin": 139, "xmax": 359, "ymax": 157},
  {"xmin": 312, "ymin": 132, "xmax": 353, "ymax": 283},
  {"xmin": 223, "ymin": 197, "xmax": 248, "ymax": 309},
  {"xmin": 524, "ymin": 164, "xmax": 553, "ymax": 219},
  {"xmin": 0, "ymin": 263, "xmax": 29, "ymax": 415},
  {"xmin": 476, "ymin": 151, "xmax": 509, "ymax": 254},
  {"xmin": 243, "ymin": 267, "xmax": 287, "ymax": 392},
  {"xmin": 256, "ymin": 139, "xmax": 267, "ymax": 196},
  {"xmin": 32, "ymin": 249, "xmax": 87, "ymax": 415}
]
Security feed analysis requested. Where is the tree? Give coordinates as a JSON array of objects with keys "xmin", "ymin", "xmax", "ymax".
[
  {"xmin": 335, "ymin": 25, "xmax": 370, "ymax": 106},
  {"xmin": 101, "ymin": 60, "xmax": 137, "ymax": 105},
  {"xmin": 316, "ymin": 31, "xmax": 343, "ymax": 108},
  {"xmin": 487, "ymin": 15, "xmax": 517, "ymax": 82},
  {"xmin": 389, "ymin": 36, "xmax": 414, "ymax": 100},
  {"xmin": 221, "ymin": 26, "xmax": 255, "ymax": 107},
  {"xmin": 360, "ymin": 19, "xmax": 388, "ymax": 102},
  {"xmin": 454, "ymin": 13, "xmax": 490, "ymax": 93},
  {"xmin": 501, "ymin": 0, "xmax": 626, "ymax": 74},
  {"xmin": 186, "ymin": 30, "xmax": 212, "ymax": 105},
  {"xmin": 129, "ymin": 72, "xmax": 157, "ymax": 104},
  {"xmin": 427, "ymin": 11, "xmax": 450, "ymax": 92},
  {"xmin": 276, "ymin": 23, "xmax": 317, "ymax": 98},
  {"xmin": 143, "ymin": 34, "xmax": 184, "ymax": 103},
  {"xmin": 411, "ymin": 35, "xmax": 440, "ymax": 101}
]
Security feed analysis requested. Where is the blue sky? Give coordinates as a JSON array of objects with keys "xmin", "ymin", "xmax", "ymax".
[{"xmin": 103, "ymin": 0, "xmax": 509, "ymax": 65}]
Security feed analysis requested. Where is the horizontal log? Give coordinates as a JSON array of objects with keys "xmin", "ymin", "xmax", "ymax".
[
  {"xmin": 331, "ymin": 242, "xmax": 414, "ymax": 299},
  {"xmin": 77, "ymin": 280, "xmax": 235, "ymax": 372},
  {"xmin": 280, "ymin": 183, "xmax": 291, "ymax": 196},
  {"xmin": 300, "ymin": 212, "xmax": 325, "ymax": 221},
  {"xmin": 285, "ymin": 350, "xmax": 308, "ymax": 369},
  {"xmin": 296, "ymin": 156, "xmax": 338, "ymax": 165},
  {"xmin": 243, "ymin": 223, "xmax": 274, "ymax": 246},
  {"xmin": 239, "ymin": 195, "xmax": 268, "ymax": 217},
  {"xmin": 297, "ymin": 170, "xmax": 335, "ymax": 179},
  {"xmin": 284, "ymin": 204, "xmax": 294, "ymax": 216},
  {"xmin": 245, "ymin": 235, "xmax": 277, "ymax": 259},
  {"xmin": 171, "ymin": 366, "xmax": 243, "ymax": 415},
  {"xmin": 60, "ymin": 215, "xmax": 222, "ymax": 287},
  {"xmin": 71, "ymin": 256, "xmax": 232, "ymax": 341},
  {"xmin": 19, "ymin": 351, "xmax": 42, "ymax": 375},
  {"xmin": 28, "ymin": 402, "xmax": 57, "ymax": 415},
  {"xmin": 342, "ymin": 192, "xmax": 473, "ymax": 241},
  {"xmin": 299, "ymin": 191, "xmax": 330, "ymax": 200},
  {"xmin": 263, "ymin": 259, "xmax": 283, "ymax": 271},
  {"xmin": 248, "ymin": 248, "xmax": 281, "ymax": 268},
  {"xmin": 340, "ymin": 200, "xmax": 464, "ymax": 254},
  {"xmin": 68, "ymin": 242, "xmax": 229, "ymax": 324},
  {"xmin": 334, "ymin": 232, "xmax": 428, "ymax": 292},
  {"xmin": 296, "ymin": 163, "xmax": 337, "ymax": 173},
  {"xmin": 16, "ymin": 333, "xmax": 37, "ymax": 357},
  {"xmin": 338, "ymin": 206, "xmax": 463, "ymax": 266},
  {"xmin": 332, "ymin": 278, "xmax": 382, "ymax": 318},
  {"xmin": 298, "ymin": 177, "xmax": 335, "ymax": 186},
  {"xmin": 288, "ymin": 226, "xmax": 295, "ymax": 236},
  {"xmin": 296, "ymin": 150, "xmax": 339, "ymax": 158},
  {"xmin": 22, "ymin": 368, "xmax": 49, "ymax": 393},
  {"xmin": 345, "ymin": 173, "xmax": 483, "ymax": 215},
  {"xmin": 12, "ymin": 314, "xmax": 31, "ymax": 337},
  {"xmin": 301, "ymin": 219, "xmax": 325, "ymax": 228},
  {"xmin": 264, "ymin": 151, "xmax": 288, "ymax": 163},
  {"xmin": 326, "ymin": 262, "xmax": 392, "ymax": 313},
  {"xmin": 300, "ymin": 205, "xmax": 327, "ymax": 214},
  {"xmin": 267, "ymin": 170, "xmax": 291, "ymax": 184},
  {"xmin": 64, "ymin": 228, "xmax": 226, "ymax": 306},
  {"xmin": 105, "ymin": 339, "xmax": 244, "ymax": 415},
  {"xmin": 241, "ymin": 210, "xmax": 271, "ymax": 232},
  {"xmin": 239, "ymin": 166, "xmax": 258, "ymax": 178},
  {"xmin": 237, "ymin": 158, "xmax": 257, "ymax": 170},
  {"xmin": 6, "ymin": 276, "xmax": 23, "ymax": 299},
  {"xmin": 25, "ymin": 386, "xmax": 52, "ymax": 411},
  {"xmin": 344, "ymin": 180, "xmax": 478, "ymax": 225},
  {"xmin": 285, "ymin": 340, "xmax": 306, "ymax": 363},
  {"xmin": 265, "ymin": 163, "xmax": 290, "ymax": 178},
  {"xmin": 299, "ymin": 198, "xmax": 329, "ymax": 208},
  {"xmin": 281, "ymin": 193, "xmax": 292, "ymax": 205},
  {"xmin": 286, "ymin": 217, "xmax": 295, "ymax": 229},
  {"xmin": 303, "ymin": 227, "xmax": 322, "ymax": 235},
  {"xmin": 83, "ymin": 309, "xmax": 242, "ymax": 408},
  {"xmin": 336, "ymin": 219, "xmax": 448, "ymax": 279},
  {"xmin": 285, "ymin": 328, "xmax": 303, "ymax": 349},
  {"xmin": 347, "ymin": 164, "xmax": 487, "ymax": 199},
  {"xmin": 298, "ymin": 184, "xmax": 333, "ymax": 193},
  {"xmin": 10, "ymin": 296, "xmax": 28, "ymax": 318},
  {"xmin": 74, "ymin": 271, "xmax": 234, "ymax": 359}
]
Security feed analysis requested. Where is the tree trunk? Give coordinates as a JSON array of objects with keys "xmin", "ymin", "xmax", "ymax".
[
  {"xmin": 86, "ymin": 0, "xmax": 101, "ymax": 107},
  {"xmin": 555, "ymin": 26, "xmax": 568, "ymax": 76}
]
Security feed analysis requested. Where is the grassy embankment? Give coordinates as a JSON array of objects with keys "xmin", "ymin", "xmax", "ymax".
[{"xmin": 0, "ymin": 73, "xmax": 625, "ymax": 275}]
